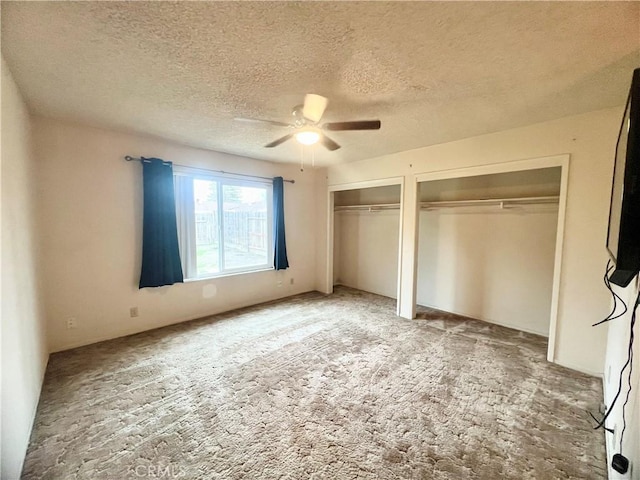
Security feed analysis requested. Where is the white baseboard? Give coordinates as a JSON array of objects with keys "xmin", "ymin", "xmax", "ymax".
[{"xmin": 50, "ymin": 289, "xmax": 316, "ymax": 353}]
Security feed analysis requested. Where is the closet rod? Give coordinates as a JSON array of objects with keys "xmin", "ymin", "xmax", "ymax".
[
  {"xmin": 422, "ymin": 195, "xmax": 559, "ymax": 209},
  {"xmin": 334, "ymin": 195, "xmax": 559, "ymax": 212},
  {"xmin": 124, "ymin": 156, "xmax": 295, "ymax": 184},
  {"xmin": 334, "ymin": 203, "xmax": 399, "ymax": 212}
]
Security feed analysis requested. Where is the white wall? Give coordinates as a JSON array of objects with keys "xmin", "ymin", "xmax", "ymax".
[
  {"xmin": 325, "ymin": 107, "xmax": 623, "ymax": 375},
  {"xmin": 417, "ymin": 205, "xmax": 558, "ymax": 336},
  {"xmin": 34, "ymin": 117, "xmax": 322, "ymax": 352},
  {"xmin": 603, "ymin": 280, "xmax": 639, "ymax": 479},
  {"xmin": 334, "ymin": 211, "xmax": 400, "ymax": 298},
  {"xmin": 1, "ymin": 59, "xmax": 49, "ymax": 479}
]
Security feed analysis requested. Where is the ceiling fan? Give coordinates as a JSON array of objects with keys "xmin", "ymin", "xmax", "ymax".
[{"xmin": 235, "ymin": 94, "xmax": 381, "ymax": 151}]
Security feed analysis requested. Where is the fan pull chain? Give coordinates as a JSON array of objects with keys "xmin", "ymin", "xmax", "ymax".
[
  {"xmin": 299, "ymin": 143, "xmax": 304, "ymax": 172},
  {"xmin": 312, "ymin": 145, "xmax": 315, "ymax": 168}
]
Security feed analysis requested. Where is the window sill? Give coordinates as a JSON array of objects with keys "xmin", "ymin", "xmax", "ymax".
[{"xmin": 183, "ymin": 267, "xmax": 275, "ymax": 283}]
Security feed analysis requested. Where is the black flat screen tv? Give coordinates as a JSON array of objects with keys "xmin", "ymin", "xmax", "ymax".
[{"xmin": 607, "ymin": 67, "xmax": 640, "ymax": 287}]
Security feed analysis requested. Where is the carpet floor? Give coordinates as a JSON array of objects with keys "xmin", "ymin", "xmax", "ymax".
[{"xmin": 23, "ymin": 287, "xmax": 606, "ymax": 479}]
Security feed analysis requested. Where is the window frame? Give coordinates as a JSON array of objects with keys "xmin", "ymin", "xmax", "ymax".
[{"xmin": 174, "ymin": 167, "xmax": 274, "ymax": 280}]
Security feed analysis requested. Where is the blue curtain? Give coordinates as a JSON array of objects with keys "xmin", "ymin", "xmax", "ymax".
[
  {"xmin": 139, "ymin": 158, "xmax": 184, "ymax": 288},
  {"xmin": 273, "ymin": 176, "xmax": 289, "ymax": 270}
]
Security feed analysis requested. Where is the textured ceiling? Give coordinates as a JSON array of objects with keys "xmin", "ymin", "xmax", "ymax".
[{"xmin": 2, "ymin": 2, "xmax": 639, "ymax": 166}]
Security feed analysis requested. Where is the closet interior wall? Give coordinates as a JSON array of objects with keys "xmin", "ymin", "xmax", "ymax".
[
  {"xmin": 417, "ymin": 167, "xmax": 562, "ymax": 336},
  {"xmin": 333, "ymin": 185, "xmax": 402, "ymax": 298}
]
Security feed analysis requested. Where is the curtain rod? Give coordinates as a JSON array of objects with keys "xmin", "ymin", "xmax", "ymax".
[{"xmin": 124, "ymin": 156, "xmax": 295, "ymax": 184}]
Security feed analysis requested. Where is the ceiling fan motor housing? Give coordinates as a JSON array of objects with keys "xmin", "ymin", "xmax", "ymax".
[{"xmin": 291, "ymin": 105, "xmax": 308, "ymax": 127}]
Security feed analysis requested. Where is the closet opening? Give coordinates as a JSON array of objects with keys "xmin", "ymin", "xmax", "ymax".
[
  {"xmin": 416, "ymin": 166, "xmax": 563, "ymax": 350},
  {"xmin": 329, "ymin": 181, "xmax": 403, "ymax": 311}
]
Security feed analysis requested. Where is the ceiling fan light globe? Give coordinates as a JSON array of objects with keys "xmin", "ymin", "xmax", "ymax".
[{"xmin": 295, "ymin": 131, "xmax": 320, "ymax": 145}]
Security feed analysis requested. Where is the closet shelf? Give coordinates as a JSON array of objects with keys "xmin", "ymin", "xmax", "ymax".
[
  {"xmin": 334, "ymin": 195, "xmax": 560, "ymax": 212},
  {"xmin": 334, "ymin": 203, "xmax": 399, "ymax": 212}
]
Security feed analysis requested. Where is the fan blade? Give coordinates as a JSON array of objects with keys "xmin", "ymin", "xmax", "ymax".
[
  {"xmin": 322, "ymin": 120, "xmax": 381, "ymax": 131},
  {"xmin": 235, "ymin": 117, "xmax": 292, "ymax": 127},
  {"xmin": 302, "ymin": 94, "xmax": 328, "ymax": 123},
  {"xmin": 265, "ymin": 134, "xmax": 294, "ymax": 148},
  {"xmin": 320, "ymin": 134, "xmax": 341, "ymax": 151}
]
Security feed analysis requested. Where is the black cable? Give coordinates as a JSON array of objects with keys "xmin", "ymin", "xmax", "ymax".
[
  {"xmin": 589, "ymin": 260, "xmax": 631, "ymax": 430},
  {"xmin": 592, "ymin": 262, "xmax": 626, "ymax": 326},
  {"xmin": 590, "ymin": 350, "xmax": 632, "ymax": 430},
  {"xmin": 592, "ymin": 260, "xmax": 628, "ymax": 327},
  {"xmin": 587, "ymin": 410, "xmax": 614, "ymax": 432},
  {"xmin": 619, "ymin": 288, "xmax": 639, "ymax": 451}
]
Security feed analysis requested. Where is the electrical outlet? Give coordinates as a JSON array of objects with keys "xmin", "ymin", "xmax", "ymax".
[
  {"xmin": 130, "ymin": 307, "xmax": 139, "ymax": 318},
  {"xmin": 66, "ymin": 317, "xmax": 77, "ymax": 329},
  {"xmin": 290, "ymin": 278, "xmax": 294, "ymax": 285},
  {"xmin": 277, "ymin": 280, "xmax": 283, "ymax": 287}
]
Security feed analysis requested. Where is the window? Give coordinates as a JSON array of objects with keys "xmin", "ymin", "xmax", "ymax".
[{"xmin": 174, "ymin": 168, "xmax": 273, "ymax": 279}]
